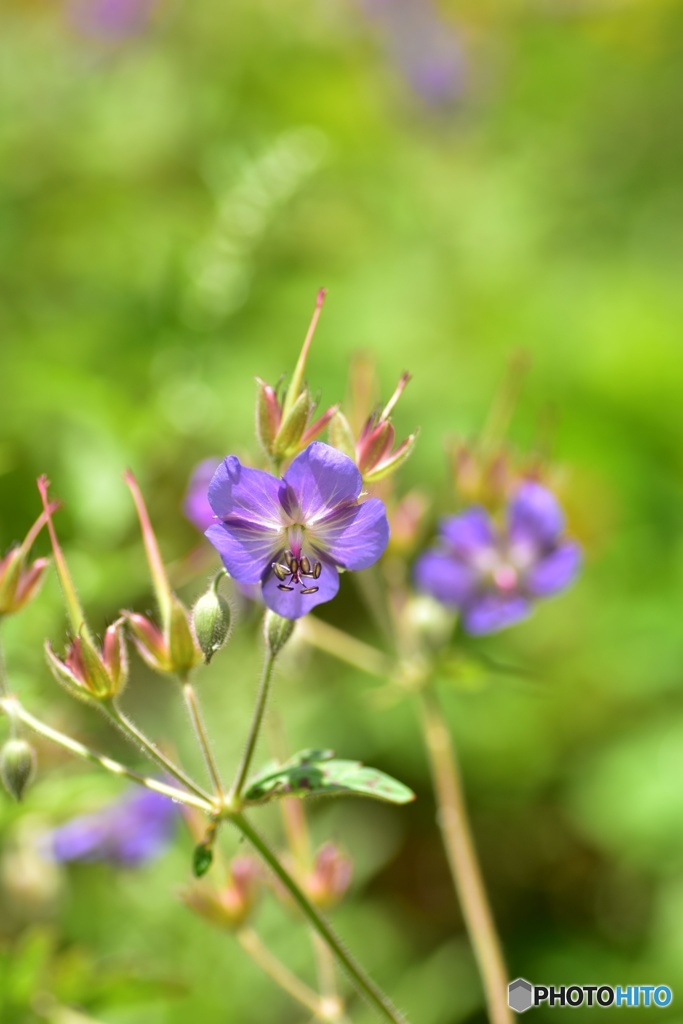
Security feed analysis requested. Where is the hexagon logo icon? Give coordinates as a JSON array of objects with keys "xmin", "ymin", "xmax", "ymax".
[{"xmin": 508, "ymin": 978, "xmax": 533, "ymax": 1013}]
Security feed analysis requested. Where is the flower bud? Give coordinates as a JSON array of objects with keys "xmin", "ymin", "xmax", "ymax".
[
  {"xmin": 255, "ymin": 377, "xmax": 283, "ymax": 456},
  {"xmin": 192, "ymin": 573, "xmax": 232, "ymax": 664},
  {"xmin": 45, "ymin": 619, "xmax": 129, "ymax": 702},
  {"xmin": 272, "ymin": 389, "xmax": 312, "ymax": 460},
  {"xmin": 0, "ymin": 500, "xmax": 58, "ymax": 619},
  {"xmin": 1, "ymin": 739, "xmax": 37, "ymax": 801},
  {"xmin": 264, "ymin": 611, "xmax": 295, "ymax": 656},
  {"xmin": 305, "ymin": 843, "xmax": 352, "ymax": 909},
  {"xmin": 182, "ymin": 856, "xmax": 261, "ymax": 930},
  {"xmin": 328, "ymin": 410, "xmax": 357, "ymax": 461}
]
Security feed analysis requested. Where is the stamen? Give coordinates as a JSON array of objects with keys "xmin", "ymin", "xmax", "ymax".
[
  {"xmin": 300, "ymin": 556, "xmax": 311, "ymax": 575},
  {"xmin": 290, "ymin": 557, "xmax": 299, "ymax": 576},
  {"xmin": 283, "ymin": 551, "xmax": 294, "ymax": 568},
  {"xmin": 313, "ymin": 562, "xmax": 321, "ymax": 579},
  {"xmin": 272, "ymin": 563, "xmax": 290, "ymax": 581},
  {"xmin": 301, "ymin": 586, "xmax": 319, "ymax": 595},
  {"xmin": 277, "ymin": 584, "xmax": 295, "ymax": 592}
]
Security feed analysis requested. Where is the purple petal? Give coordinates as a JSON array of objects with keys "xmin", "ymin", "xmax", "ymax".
[
  {"xmin": 206, "ymin": 522, "xmax": 282, "ymax": 585},
  {"xmin": 413, "ymin": 551, "xmax": 479, "ymax": 607},
  {"xmin": 49, "ymin": 788, "xmax": 177, "ymax": 866},
  {"xmin": 208, "ymin": 456, "xmax": 284, "ymax": 529},
  {"xmin": 462, "ymin": 593, "xmax": 531, "ymax": 635},
  {"xmin": 311, "ymin": 498, "xmax": 389, "ymax": 570},
  {"xmin": 508, "ymin": 482, "xmax": 565, "ymax": 547},
  {"xmin": 525, "ymin": 542, "xmax": 581, "ymax": 597},
  {"xmin": 440, "ymin": 509, "xmax": 495, "ymax": 560},
  {"xmin": 281, "ymin": 443, "xmax": 362, "ymax": 523},
  {"xmin": 184, "ymin": 458, "xmax": 221, "ymax": 534},
  {"xmin": 261, "ymin": 555, "xmax": 340, "ymax": 619}
]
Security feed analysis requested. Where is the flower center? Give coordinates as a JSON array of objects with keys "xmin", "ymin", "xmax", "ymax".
[
  {"xmin": 271, "ymin": 550, "xmax": 322, "ymax": 595},
  {"xmin": 493, "ymin": 564, "xmax": 518, "ymax": 593}
]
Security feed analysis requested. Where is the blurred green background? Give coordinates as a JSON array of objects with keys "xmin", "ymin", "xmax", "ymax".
[{"xmin": 2, "ymin": 0, "xmax": 683, "ymax": 1020}]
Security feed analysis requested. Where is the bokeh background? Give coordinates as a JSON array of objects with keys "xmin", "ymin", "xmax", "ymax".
[{"xmin": 2, "ymin": 0, "xmax": 683, "ymax": 1020}]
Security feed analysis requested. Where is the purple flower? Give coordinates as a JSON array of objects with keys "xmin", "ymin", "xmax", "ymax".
[
  {"xmin": 47, "ymin": 787, "xmax": 177, "ymax": 867},
  {"xmin": 205, "ymin": 442, "xmax": 390, "ymax": 619},
  {"xmin": 184, "ymin": 458, "xmax": 221, "ymax": 534},
  {"xmin": 414, "ymin": 482, "xmax": 581, "ymax": 635}
]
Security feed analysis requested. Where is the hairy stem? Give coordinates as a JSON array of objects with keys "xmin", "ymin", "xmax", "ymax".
[
  {"xmin": 0, "ymin": 695, "xmax": 213, "ymax": 813},
  {"xmin": 419, "ymin": 688, "xmax": 511, "ymax": 1024},
  {"xmin": 237, "ymin": 928, "xmax": 331, "ymax": 1020},
  {"xmin": 183, "ymin": 681, "xmax": 224, "ymax": 798},
  {"xmin": 232, "ymin": 811, "xmax": 407, "ymax": 1024},
  {"xmin": 106, "ymin": 701, "xmax": 214, "ymax": 806},
  {"xmin": 229, "ymin": 649, "xmax": 277, "ymax": 803}
]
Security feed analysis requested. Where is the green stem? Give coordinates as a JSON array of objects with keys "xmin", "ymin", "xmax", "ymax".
[
  {"xmin": 418, "ymin": 687, "xmax": 511, "ymax": 1024},
  {"xmin": 106, "ymin": 701, "xmax": 214, "ymax": 806},
  {"xmin": 237, "ymin": 928, "xmax": 332, "ymax": 1021},
  {"xmin": 232, "ymin": 811, "xmax": 407, "ymax": 1024},
  {"xmin": 0, "ymin": 695, "xmax": 213, "ymax": 813},
  {"xmin": 228, "ymin": 649, "xmax": 277, "ymax": 803},
  {"xmin": 183, "ymin": 681, "xmax": 224, "ymax": 798}
]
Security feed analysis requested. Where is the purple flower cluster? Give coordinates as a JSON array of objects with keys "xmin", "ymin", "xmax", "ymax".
[
  {"xmin": 205, "ymin": 442, "xmax": 389, "ymax": 619},
  {"xmin": 47, "ymin": 787, "xmax": 177, "ymax": 867},
  {"xmin": 414, "ymin": 482, "xmax": 580, "ymax": 635}
]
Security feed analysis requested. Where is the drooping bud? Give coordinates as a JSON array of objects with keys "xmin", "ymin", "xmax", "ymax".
[
  {"xmin": 182, "ymin": 855, "xmax": 261, "ymax": 930},
  {"xmin": 192, "ymin": 571, "xmax": 232, "ymax": 664},
  {"xmin": 124, "ymin": 471, "xmax": 203, "ymax": 679},
  {"xmin": 1, "ymin": 739, "xmax": 37, "ymax": 801},
  {"xmin": 305, "ymin": 843, "xmax": 352, "ymax": 909},
  {"xmin": 264, "ymin": 610, "xmax": 295, "ymax": 656},
  {"xmin": 0, "ymin": 500, "xmax": 59, "ymax": 618}
]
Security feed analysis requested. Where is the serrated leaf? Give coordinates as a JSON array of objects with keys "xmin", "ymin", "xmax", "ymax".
[{"xmin": 244, "ymin": 749, "xmax": 415, "ymax": 806}]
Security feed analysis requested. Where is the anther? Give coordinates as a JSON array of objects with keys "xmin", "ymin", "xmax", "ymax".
[
  {"xmin": 301, "ymin": 586, "xmax": 319, "ymax": 595},
  {"xmin": 313, "ymin": 562, "xmax": 322, "ymax": 579},
  {"xmin": 283, "ymin": 550, "xmax": 294, "ymax": 568},
  {"xmin": 272, "ymin": 563, "xmax": 290, "ymax": 581},
  {"xmin": 277, "ymin": 584, "xmax": 294, "ymax": 592},
  {"xmin": 299, "ymin": 556, "xmax": 311, "ymax": 574},
  {"xmin": 289, "ymin": 557, "xmax": 299, "ymax": 576}
]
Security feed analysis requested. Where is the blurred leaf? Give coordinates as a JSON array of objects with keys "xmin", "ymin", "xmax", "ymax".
[{"xmin": 244, "ymin": 749, "xmax": 416, "ymax": 805}]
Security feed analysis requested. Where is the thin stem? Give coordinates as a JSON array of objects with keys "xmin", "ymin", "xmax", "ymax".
[
  {"xmin": 106, "ymin": 701, "xmax": 214, "ymax": 806},
  {"xmin": 0, "ymin": 634, "xmax": 9, "ymax": 699},
  {"xmin": 229, "ymin": 650, "xmax": 277, "ymax": 803},
  {"xmin": 237, "ymin": 928, "xmax": 330, "ymax": 1021},
  {"xmin": 0, "ymin": 695, "xmax": 212, "ymax": 813},
  {"xmin": 183, "ymin": 681, "xmax": 224, "ymax": 798},
  {"xmin": 232, "ymin": 811, "xmax": 407, "ymax": 1024},
  {"xmin": 299, "ymin": 616, "xmax": 393, "ymax": 680},
  {"xmin": 418, "ymin": 688, "xmax": 511, "ymax": 1024},
  {"xmin": 311, "ymin": 932, "xmax": 342, "ymax": 1018}
]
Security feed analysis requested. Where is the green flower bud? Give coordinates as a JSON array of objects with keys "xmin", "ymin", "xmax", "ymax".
[
  {"xmin": 1, "ymin": 739, "xmax": 37, "ymax": 801},
  {"xmin": 328, "ymin": 410, "xmax": 356, "ymax": 461},
  {"xmin": 264, "ymin": 611, "xmax": 295, "ymax": 657},
  {"xmin": 192, "ymin": 573, "xmax": 232, "ymax": 664},
  {"xmin": 272, "ymin": 389, "xmax": 312, "ymax": 460}
]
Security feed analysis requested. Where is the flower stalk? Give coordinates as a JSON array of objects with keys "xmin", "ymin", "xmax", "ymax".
[
  {"xmin": 227, "ymin": 646, "xmax": 278, "ymax": 806},
  {"xmin": 231, "ymin": 811, "xmax": 407, "ymax": 1024},
  {"xmin": 183, "ymin": 681, "xmax": 225, "ymax": 799},
  {"xmin": 418, "ymin": 686, "xmax": 511, "ymax": 1024},
  {"xmin": 0, "ymin": 694, "xmax": 213, "ymax": 813}
]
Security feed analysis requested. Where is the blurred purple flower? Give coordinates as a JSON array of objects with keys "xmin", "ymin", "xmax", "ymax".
[
  {"xmin": 184, "ymin": 458, "xmax": 221, "ymax": 534},
  {"xmin": 67, "ymin": 0, "xmax": 159, "ymax": 38},
  {"xmin": 359, "ymin": 0, "xmax": 466, "ymax": 106},
  {"xmin": 414, "ymin": 482, "xmax": 581, "ymax": 635},
  {"xmin": 205, "ymin": 442, "xmax": 390, "ymax": 619},
  {"xmin": 48, "ymin": 787, "xmax": 177, "ymax": 867}
]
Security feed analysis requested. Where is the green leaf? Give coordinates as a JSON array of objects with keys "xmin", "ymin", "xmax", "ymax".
[{"xmin": 244, "ymin": 749, "xmax": 415, "ymax": 806}]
